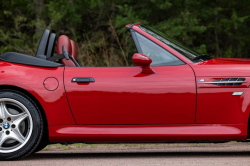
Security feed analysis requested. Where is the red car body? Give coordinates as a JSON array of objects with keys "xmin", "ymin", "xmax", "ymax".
[{"xmin": 1, "ymin": 23, "xmax": 250, "ymax": 145}]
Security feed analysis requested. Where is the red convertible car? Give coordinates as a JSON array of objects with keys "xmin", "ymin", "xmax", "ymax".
[{"xmin": 0, "ymin": 22, "xmax": 250, "ymax": 160}]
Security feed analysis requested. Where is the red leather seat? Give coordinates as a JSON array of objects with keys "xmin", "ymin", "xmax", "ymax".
[
  {"xmin": 57, "ymin": 35, "xmax": 76, "ymax": 67},
  {"xmin": 70, "ymin": 40, "xmax": 77, "ymax": 60},
  {"xmin": 70, "ymin": 39, "xmax": 82, "ymax": 66}
]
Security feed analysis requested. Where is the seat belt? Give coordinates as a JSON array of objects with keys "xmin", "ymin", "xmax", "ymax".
[{"xmin": 47, "ymin": 54, "xmax": 80, "ymax": 67}]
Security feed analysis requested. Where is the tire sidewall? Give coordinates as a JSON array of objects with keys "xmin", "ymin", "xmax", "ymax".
[{"xmin": 0, "ymin": 91, "xmax": 42, "ymax": 160}]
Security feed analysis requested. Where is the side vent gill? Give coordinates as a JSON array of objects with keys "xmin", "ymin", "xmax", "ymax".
[{"xmin": 212, "ymin": 78, "xmax": 246, "ymax": 86}]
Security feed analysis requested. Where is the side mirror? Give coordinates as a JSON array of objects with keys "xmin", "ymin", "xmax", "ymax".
[{"xmin": 132, "ymin": 53, "xmax": 155, "ymax": 74}]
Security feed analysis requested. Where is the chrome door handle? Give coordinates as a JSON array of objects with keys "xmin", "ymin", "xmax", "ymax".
[{"xmin": 71, "ymin": 77, "xmax": 95, "ymax": 83}]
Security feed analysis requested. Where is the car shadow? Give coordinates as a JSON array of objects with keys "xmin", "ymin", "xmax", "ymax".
[{"xmin": 25, "ymin": 151, "xmax": 250, "ymax": 160}]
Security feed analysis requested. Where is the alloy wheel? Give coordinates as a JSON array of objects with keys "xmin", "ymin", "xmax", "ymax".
[{"xmin": 0, "ymin": 98, "xmax": 33, "ymax": 153}]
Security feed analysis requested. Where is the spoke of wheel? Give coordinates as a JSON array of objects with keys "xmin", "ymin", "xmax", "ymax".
[
  {"xmin": 0, "ymin": 131, "xmax": 3, "ymax": 147},
  {"xmin": 12, "ymin": 113, "xmax": 28, "ymax": 127},
  {"xmin": 11, "ymin": 129, "xmax": 25, "ymax": 144},
  {"xmin": 0, "ymin": 102, "xmax": 8, "ymax": 120},
  {"xmin": 0, "ymin": 132, "xmax": 8, "ymax": 147}
]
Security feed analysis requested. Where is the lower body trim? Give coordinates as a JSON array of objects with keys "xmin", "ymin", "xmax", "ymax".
[{"xmin": 49, "ymin": 124, "xmax": 247, "ymax": 143}]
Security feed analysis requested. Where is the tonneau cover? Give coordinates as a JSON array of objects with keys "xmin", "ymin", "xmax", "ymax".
[{"xmin": 0, "ymin": 52, "xmax": 63, "ymax": 68}]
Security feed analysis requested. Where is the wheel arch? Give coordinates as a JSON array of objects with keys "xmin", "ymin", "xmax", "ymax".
[{"xmin": 0, "ymin": 85, "xmax": 49, "ymax": 144}]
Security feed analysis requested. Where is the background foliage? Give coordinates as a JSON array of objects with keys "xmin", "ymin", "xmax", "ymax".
[{"xmin": 1, "ymin": 0, "xmax": 250, "ymax": 66}]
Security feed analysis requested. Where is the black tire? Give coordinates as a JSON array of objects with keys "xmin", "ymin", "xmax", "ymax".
[
  {"xmin": 0, "ymin": 90, "xmax": 43, "ymax": 160},
  {"xmin": 33, "ymin": 141, "xmax": 48, "ymax": 153}
]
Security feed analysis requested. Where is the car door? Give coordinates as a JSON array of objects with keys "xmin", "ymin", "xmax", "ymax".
[{"xmin": 63, "ymin": 30, "xmax": 196, "ymax": 125}]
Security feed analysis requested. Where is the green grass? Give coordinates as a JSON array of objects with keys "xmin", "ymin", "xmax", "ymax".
[{"xmin": 43, "ymin": 147, "xmax": 49, "ymax": 151}]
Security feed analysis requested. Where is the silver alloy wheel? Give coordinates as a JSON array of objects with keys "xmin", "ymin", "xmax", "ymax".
[{"xmin": 0, "ymin": 98, "xmax": 33, "ymax": 153}]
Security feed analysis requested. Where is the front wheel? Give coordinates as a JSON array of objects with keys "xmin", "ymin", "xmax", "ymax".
[{"xmin": 0, "ymin": 91, "xmax": 43, "ymax": 160}]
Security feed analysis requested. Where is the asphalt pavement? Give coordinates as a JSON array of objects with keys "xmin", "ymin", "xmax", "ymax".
[{"xmin": 2, "ymin": 142, "xmax": 250, "ymax": 166}]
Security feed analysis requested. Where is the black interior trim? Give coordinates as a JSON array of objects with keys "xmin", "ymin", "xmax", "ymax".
[
  {"xmin": 36, "ymin": 29, "xmax": 50, "ymax": 59},
  {"xmin": 70, "ymin": 55, "xmax": 80, "ymax": 67},
  {"xmin": 47, "ymin": 53, "xmax": 65, "ymax": 61},
  {"xmin": 77, "ymin": 60, "xmax": 83, "ymax": 67},
  {"xmin": 46, "ymin": 33, "xmax": 56, "ymax": 59},
  {"xmin": 0, "ymin": 52, "xmax": 63, "ymax": 68}
]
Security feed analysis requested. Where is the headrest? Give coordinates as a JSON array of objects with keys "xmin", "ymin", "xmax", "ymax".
[
  {"xmin": 70, "ymin": 40, "xmax": 77, "ymax": 60},
  {"xmin": 57, "ymin": 35, "xmax": 76, "ymax": 67},
  {"xmin": 57, "ymin": 35, "xmax": 72, "ymax": 55}
]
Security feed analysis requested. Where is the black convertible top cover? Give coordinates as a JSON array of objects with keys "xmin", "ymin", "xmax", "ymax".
[{"xmin": 0, "ymin": 52, "xmax": 63, "ymax": 68}]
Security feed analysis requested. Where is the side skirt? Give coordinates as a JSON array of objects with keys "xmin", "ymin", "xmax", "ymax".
[{"xmin": 49, "ymin": 124, "xmax": 247, "ymax": 143}]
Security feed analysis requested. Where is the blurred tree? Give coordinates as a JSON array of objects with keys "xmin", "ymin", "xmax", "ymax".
[
  {"xmin": 0, "ymin": 0, "xmax": 36, "ymax": 55},
  {"xmin": 0, "ymin": 0, "xmax": 250, "ymax": 65}
]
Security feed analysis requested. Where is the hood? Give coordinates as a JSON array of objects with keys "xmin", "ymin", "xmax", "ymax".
[
  {"xmin": 190, "ymin": 58, "xmax": 250, "ymax": 77},
  {"xmin": 199, "ymin": 58, "xmax": 250, "ymax": 65}
]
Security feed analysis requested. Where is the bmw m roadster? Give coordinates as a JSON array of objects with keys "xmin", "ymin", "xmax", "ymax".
[{"xmin": 0, "ymin": 22, "xmax": 250, "ymax": 160}]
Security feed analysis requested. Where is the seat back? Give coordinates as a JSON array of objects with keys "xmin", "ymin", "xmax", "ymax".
[
  {"xmin": 70, "ymin": 39, "xmax": 82, "ymax": 66},
  {"xmin": 70, "ymin": 40, "xmax": 77, "ymax": 60},
  {"xmin": 57, "ymin": 35, "xmax": 76, "ymax": 67}
]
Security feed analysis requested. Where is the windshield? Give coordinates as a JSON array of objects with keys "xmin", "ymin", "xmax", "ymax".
[{"xmin": 139, "ymin": 24, "xmax": 202, "ymax": 62}]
